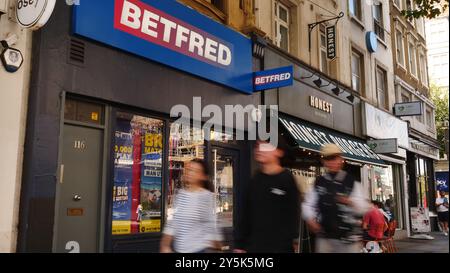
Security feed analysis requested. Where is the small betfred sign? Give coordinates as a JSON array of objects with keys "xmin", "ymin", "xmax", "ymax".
[{"xmin": 254, "ymin": 66, "xmax": 294, "ymax": 91}]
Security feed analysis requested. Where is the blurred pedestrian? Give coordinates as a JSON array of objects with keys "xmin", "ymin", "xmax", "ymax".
[
  {"xmin": 362, "ymin": 201, "xmax": 388, "ymax": 241},
  {"xmin": 234, "ymin": 139, "xmax": 300, "ymax": 253},
  {"xmin": 435, "ymin": 191, "xmax": 449, "ymax": 236},
  {"xmin": 160, "ymin": 159, "xmax": 223, "ymax": 253},
  {"xmin": 302, "ymin": 144, "xmax": 369, "ymax": 253}
]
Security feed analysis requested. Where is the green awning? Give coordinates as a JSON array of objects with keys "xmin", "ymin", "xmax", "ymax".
[{"xmin": 279, "ymin": 114, "xmax": 385, "ymax": 166}]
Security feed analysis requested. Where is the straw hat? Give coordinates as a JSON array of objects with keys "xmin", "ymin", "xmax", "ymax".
[{"xmin": 320, "ymin": 143, "xmax": 342, "ymax": 157}]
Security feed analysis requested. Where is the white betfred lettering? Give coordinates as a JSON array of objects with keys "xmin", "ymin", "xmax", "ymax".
[
  {"xmin": 274, "ymin": 74, "xmax": 280, "ymax": 81},
  {"xmin": 255, "ymin": 77, "xmax": 261, "ymax": 85},
  {"xmin": 118, "ymin": 1, "xmax": 232, "ymax": 67},
  {"xmin": 285, "ymin": 73, "xmax": 291, "ymax": 80},
  {"xmin": 204, "ymin": 38, "xmax": 218, "ymax": 62},
  {"xmin": 218, "ymin": 44, "xmax": 232, "ymax": 66},
  {"xmin": 175, "ymin": 25, "xmax": 190, "ymax": 47},
  {"xmin": 159, "ymin": 17, "xmax": 177, "ymax": 43},
  {"xmin": 141, "ymin": 10, "xmax": 160, "ymax": 38},
  {"xmin": 189, "ymin": 30, "xmax": 205, "ymax": 56},
  {"xmin": 121, "ymin": 0, "xmax": 141, "ymax": 30}
]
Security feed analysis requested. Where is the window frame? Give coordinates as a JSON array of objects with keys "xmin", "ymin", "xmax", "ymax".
[
  {"xmin": 319, "ymin": 25, "xmax": 330, "ymax": 75},
  {"xmin": 348, "ymin": 0, "xmax": 362, "ymax": 20},
  {"xmin": 351, "ymin": 47, "xmax": 364, "ymax": 94},
  {"xmin": 419, "ymin": 51, "xmax": 428, "ymax": 86},
  {"xmin": 373, "ymin": 3, "xmax": 385, "ymax": 41},
  {"xmin": 376, "ymin": 65, "xmax": 389, "ymax": 110},
  {"xmin": 274, "ymin": 1, "xmax": 290, "ymax": 52},
  {"xmin": 408, "ymin": 39, "xmax": 418, "ymax": 78},
  {"xmin": 395, "ymin": 28, "xmax": 406, "ymax": 68}
]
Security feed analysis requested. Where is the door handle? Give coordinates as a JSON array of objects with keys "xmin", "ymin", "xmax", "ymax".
[{"xmin": 73, "ymin": 195, "xmax": 82, "ymax": 201}]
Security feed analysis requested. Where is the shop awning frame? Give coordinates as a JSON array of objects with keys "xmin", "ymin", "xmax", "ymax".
[{"xmin": 279, "ymin": 114, "xmax": 387, "ymax": 167}]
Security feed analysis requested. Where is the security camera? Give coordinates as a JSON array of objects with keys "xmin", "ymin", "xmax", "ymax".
[{"xmin": 1, "ymin": 41, "xmax": 24, "ymax": 73}]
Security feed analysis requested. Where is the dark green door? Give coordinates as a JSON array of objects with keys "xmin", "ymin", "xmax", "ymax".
[{"xmin": 55, "ymin": 124, "xmax": 103, "ymax": 253}]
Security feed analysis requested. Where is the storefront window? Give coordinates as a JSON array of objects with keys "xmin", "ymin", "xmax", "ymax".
[
  {"xmin": 112, "ymin": 112, "xmax": 164, "ymax": 235},
  {"xmin": 416, "ymin": 158, "xmax": 429, "ymax": 208},
  {"xmin": 367, "ymin": 165, "xmax": 401, "ymax": 223},
  {"xmin": 167, "ymin": 124, "xmax": 205, "ymax": 220},
  {"xmin": 213, "ymin": 150, "xmax": 235, "ymax": 228}
]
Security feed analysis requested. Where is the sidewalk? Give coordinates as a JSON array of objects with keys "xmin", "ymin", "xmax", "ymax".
[{"xmin": 395, "ymin": 232, "xmax": 449, "ymax": 253}]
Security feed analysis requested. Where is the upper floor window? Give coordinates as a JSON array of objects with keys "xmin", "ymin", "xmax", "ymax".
[
  {"xmin": 426, "ymin": 107, "xmax": 433, "ymax": 128},
  {"xmin": 419, "ymin": 52, "xmax": 428, "ymax": 86},
  {"xmin": 408, "ymin": 41, "xmax": 417, "ymax": 77},
  {"xmin": 415, "ymin": 100, "xmax": 423, "ymax": 123},
  {"xmin": 376, "ymin": 66, "xmax": 388, "ymax": 110},
  {"xmin": 373, "ymin": 3, "xmax": 385, "ymax": 41},
  {"xmin": 349, "ymin": 0, "xmax": 362, "ymax": 20},
  {"xmin": 274, "ymin": 1, "xmax": 290, "ymax": 52},
  {"xmin": 211, "ymin": 0, "xmax": 225, "ymax": 12},
  {"xmin": 394, "ymin": 0, "xmax": 402, "ymax": 9},
  {"xmin": 351, "ymin": 48, "xmax": 364, "ymax": 93},
  {"xmin": 405, "ymin": 0, "xmax": 415, "ymax": 24},
  {"xmin": 396, "ymin": 29, "xmax": 405, "ymax": 67},
  {"xmin": 319, "ymin": 25, "xmax": 330, "ymax": 75}
]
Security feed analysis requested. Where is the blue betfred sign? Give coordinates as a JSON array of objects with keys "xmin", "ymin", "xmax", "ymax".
[
  {"xmin": 436, "ymin": 172, "xmax": 449, "ymax": 192},
  {"xmin": 73, "ymin": 0, "xmax": 253, "ymax": 94},
  {"xmin": 254, "ymin": 66, "xmax": 294, "ymax": 91}
]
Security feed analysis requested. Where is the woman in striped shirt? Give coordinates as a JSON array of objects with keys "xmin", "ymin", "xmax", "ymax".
[{"xmin": 160, "ymin": 159, "xmax": 223, "ymax": 253}]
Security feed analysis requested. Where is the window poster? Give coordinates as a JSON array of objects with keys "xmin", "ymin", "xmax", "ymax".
[{"xmin": 112, "ymin": 113, "xmax": 164, "ymax": 235}]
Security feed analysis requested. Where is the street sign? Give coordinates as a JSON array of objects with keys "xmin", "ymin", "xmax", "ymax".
[
  {"xmin": 367, "ymin": 138, "xmax": 398, "ymax": 154},
  {"xmin": 326, "ymin": 26, "xmax": 336, "ymax": 60},
  {"xmin": 254, "ymin": 66, "xmax": 294, "ymax": 91},
  {"xmin": 394, "ymin": 101, "xmax": 422, "ymax": 117}
]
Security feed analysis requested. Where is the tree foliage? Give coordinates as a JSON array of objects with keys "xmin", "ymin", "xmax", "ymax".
[
  {"xmin": 430, "ymin": 84, "xmax": 449, "ymax": 157},
  {"xmin": 401, "ymin": 0, "xmax": 449, "ymax": 19}
]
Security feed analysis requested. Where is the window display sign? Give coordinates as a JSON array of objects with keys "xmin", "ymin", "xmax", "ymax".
[
  {"xmin": 73, "ymin": 0, "xmax": 253, "ymax": 94},
  {"xmin": 410, "ymin": 207, "xmax": 431, "ymax": 233},
  {"xmin": 112, "ymin": 113, "xmax": 163, "ymax": 235}
]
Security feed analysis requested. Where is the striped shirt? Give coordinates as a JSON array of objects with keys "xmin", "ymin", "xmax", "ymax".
[{"xmin": 163, "ymin": 189, "xmax": 222, "ymax": 253}]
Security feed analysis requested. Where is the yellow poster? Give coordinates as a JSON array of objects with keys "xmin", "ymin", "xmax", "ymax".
[
  {"xmin": 139, "ymin": 219, "xmax": 161, "ymax": 233},
  {"xmin": 112, "ymin": 220, "xmax": 131, "ymax": 235}
]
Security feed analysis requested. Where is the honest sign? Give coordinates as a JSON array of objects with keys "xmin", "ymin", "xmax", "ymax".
[
  {"xmin": 73, "ymin": 0, "xmax": 253, "ymax": 94},
  {"xmin": 326, "ymin": 26, "xmax": 336, "ymax": 60},
  {"xmin": 254, "ymin": 66, "xmax": 294, "ymax": 91}
]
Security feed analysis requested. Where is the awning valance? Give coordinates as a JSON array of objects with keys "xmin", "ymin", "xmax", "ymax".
[{"xmin": 279, "ymin": 114, "xmax": 385, "ymax": 166}]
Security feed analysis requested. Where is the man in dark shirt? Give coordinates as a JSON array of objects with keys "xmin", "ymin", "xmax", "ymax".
[{"xmin": 234, "ymin": 140, "xmax": 300, "ymax": 253}]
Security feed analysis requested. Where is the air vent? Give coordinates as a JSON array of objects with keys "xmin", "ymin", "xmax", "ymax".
[{"xmin": 68, "ymin": 38, "xmax": 85, "ymax": 66}]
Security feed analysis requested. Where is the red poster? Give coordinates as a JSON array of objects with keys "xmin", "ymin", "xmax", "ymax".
[{"xmin": 131, "ymin": 129, "xmax": 142, "ymax": 233}]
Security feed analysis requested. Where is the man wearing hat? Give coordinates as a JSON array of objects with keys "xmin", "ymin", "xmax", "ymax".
[{"xmin": 302, "ymin": 143, "xmax": 369, "ymax": 253}]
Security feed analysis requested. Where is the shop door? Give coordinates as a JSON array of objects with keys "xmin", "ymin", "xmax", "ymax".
[
  {"xmin": 212, "ymin": 148, "xmax": 239, "ymax": 250},
  {"xmin": 55, "ymin": 124, "xmax": 103, "ymax": 253}
]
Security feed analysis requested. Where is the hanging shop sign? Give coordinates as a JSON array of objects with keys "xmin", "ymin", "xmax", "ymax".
[
  {"xmin": 367, "ymin": 138, "xmax": 398, "ymax": 154},
  {"xmin": 309, "ymin": 96, "xmax": 333, "ymax": 114},
  {"xmin": 73, "ymin": 0, "xmax": 253, "ymax": 94},
  {"xmin": 279, "ymin": 114, "xmax": 384, "ymax": 165},
  {"xmin": 366, "ymin": 31, "xmax": 378, "ymax": 53},
  {"xmin": 363, "ymin": 102, "xmax": 409, "ymax": 148},
  {"xmin": 394, "ymin": 101, "xmax": 422, "ymax": 117},
  {"xmin": 326, "ymin": 26, "xmax": 336, "ymax": 60},
  {"xmin": 254, "ymin": 66, "xmax": 293, "ymax": 91},
  {"xmin": 16, "ymin": 0, "xmax": 56, "ymax": 30}
]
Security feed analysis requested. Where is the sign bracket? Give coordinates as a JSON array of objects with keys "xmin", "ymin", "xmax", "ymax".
[{"xmin": 308, "ymin": 12, "xmax": 344, "ymax": 52}]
